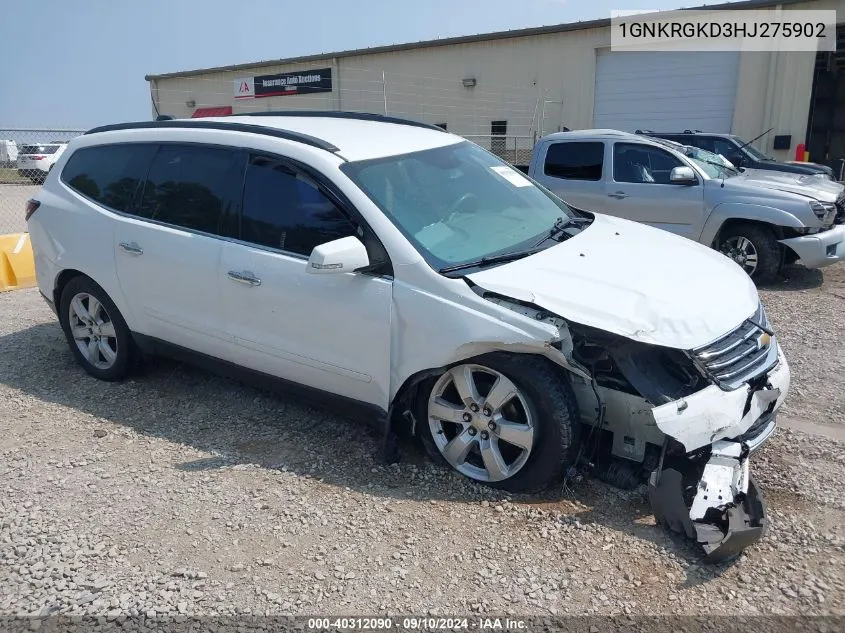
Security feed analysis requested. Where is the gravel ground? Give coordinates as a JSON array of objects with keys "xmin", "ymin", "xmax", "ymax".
[
  {"xmin": 1, "ymin": 264, "xmax": 844, "ymax": 623},
  {"xmin": 759, "ymin": 263, "xmax": 845, "ymax": 426}
]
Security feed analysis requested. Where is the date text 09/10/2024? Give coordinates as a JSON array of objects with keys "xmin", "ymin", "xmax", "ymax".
[{"xmin": 306, "ymin": 617, "xmax": 528, "ymax": 630}]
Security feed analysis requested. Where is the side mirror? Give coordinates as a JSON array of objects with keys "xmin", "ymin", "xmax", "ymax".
[
  {"xmin": 669, "ymin": 166, "xmax": 698, "ymax": 185},
  {"xmin": 728, "ymin": 153, "xmax": 744, "ymax": 166},
  {"xmin": 306, "ymin": 236, "xmax": 370, "ymax": 275}
]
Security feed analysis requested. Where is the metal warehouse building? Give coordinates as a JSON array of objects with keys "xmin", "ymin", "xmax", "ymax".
[{"xmin": 146, "ymin": 0, "xmax": 845, "ymax": 167}]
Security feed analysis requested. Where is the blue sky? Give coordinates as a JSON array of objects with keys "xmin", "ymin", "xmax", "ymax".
[{"xmin": 2, "ymin": 0, "xmax": 741, "ymax": 128}]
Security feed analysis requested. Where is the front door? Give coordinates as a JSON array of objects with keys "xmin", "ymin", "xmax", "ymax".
[
  {"xmin": 219, "ymin": 154, "xmax": 393, "ymax": 409},
  {"xmin": 603, "ymin": 142, "xmax": 705, "ymax": 239}
]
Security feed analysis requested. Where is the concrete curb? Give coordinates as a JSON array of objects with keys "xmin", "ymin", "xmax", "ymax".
[{"xmin": 0, "ymin": 232, "xmax": 36, "ymax": 292}]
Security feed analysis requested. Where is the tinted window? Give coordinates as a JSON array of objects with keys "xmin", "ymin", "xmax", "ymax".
[
  {"xmin": 613, "ymin": 143, "xmax": 684, "ymax": 184},
  {"xmin": 711, "ymin": 138, "xmax": 743, "ymax": 161},
  {"xmin": 137, "ymin": 145, "xmax": 243, "ymax": 234},
  {"xmin": 241, "ymin": 155, "xmax": 357, "ymax": 256},
  {"xmin": 61, "ymin": 144, "xmax": 157, "ymax": 212},
  {"xmin": 21, "ymin": 144, "xmax": 61, "ymax": 155},
  {"xmin": 544, "ymin": 142, "xmax": 604, "ymax": 180},
  {"xmin": 680, "ymin": 136, "xmax": 715, "ymax": 153}
]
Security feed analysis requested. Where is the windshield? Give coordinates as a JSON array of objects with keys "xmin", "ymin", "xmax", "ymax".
[
  {"xmin": 731, "ymin": 136, "xmax": 770, "ymax": 161},
  {"xmin": 683, "ymin": 146, "xmax": 737, "ymax": 178},
  {"xmin": 341, "ymin": 141, "xmax": 578, "ymax": 271}
]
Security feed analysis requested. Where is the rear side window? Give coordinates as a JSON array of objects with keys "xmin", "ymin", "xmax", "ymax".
[
  {"xmin": 543, "ymin": 142, "xmax": 604, "ymax": 180},
  {"xmin": 241, "ymin": 155, "xmax": 357, "ymax": 256},
  {"xmin": 137, "ymin": 145, "xmax": 244, "ymax": 234},
  {"xmin": 21, "ymin": 144, "xmax": 61, "ymax": 155},
  {"xmin": 61, "ymin": 144, "xmax": 157, "ymax": 212}
]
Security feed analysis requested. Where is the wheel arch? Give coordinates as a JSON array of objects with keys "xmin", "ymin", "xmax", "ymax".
[
  {"xmin": 700, "ymin": 203, "xmax": 805, "ymax": 247},
  {"xmin": 53, "ymin": 268, "xmax": 87, "ymax": 314},
  {"xmin": 711, "ymin": 217, "xmax": 786, "ymax": 248},
  {"xmin": 388, "ymin": 350, "xmax": 577, "ymax": 437}
]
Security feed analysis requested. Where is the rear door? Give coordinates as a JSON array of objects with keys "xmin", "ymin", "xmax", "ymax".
[
  {"xmin": 112, "ymin": 142, "xmax": 245, "ymax": 360},
  {"xmin": 603, "ymin": 142, "xmax": 705, "ymax": 239},
  {"xmin": 533, "ymin": 140, "xmax": 608, "ymax": 212}
]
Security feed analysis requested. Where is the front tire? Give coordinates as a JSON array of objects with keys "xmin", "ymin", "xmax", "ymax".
[
  {"xmin": 418, "ymin": 353, "xmax": 580, "ymax": 493},
  {"xmin": 59, "ymin": 276, "xmax": 134, "ymax": 381},
  {"xmin": 718, "ymin": 223, "xmax": 780, "ymax": 282}
]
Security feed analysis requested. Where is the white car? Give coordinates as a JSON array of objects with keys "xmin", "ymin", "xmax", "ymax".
[
  {"xmin": 27, "ymin": 112, "xmax": 790, "ymax": 562},
  {"xmin": 17, "ymin": 142, "xmax": 67, "ymax": 182}
]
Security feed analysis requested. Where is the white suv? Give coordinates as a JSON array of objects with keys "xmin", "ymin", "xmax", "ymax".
[
  {"xmin": 17, "ymin": 142, "xmax": 68, "ymax": 182},
  {"xmin": 27, "ymin": 112, "xmax": 791, "ymax": 561}
]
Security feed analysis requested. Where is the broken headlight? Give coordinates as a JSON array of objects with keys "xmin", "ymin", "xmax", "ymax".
[{"xmin": 568, "ymin": 323, "xmax": 708, "ymax": 404}]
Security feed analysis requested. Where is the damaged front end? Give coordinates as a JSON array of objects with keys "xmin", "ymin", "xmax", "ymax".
[
  {"xmin": 649, "ymin": 440, "xmax": 769, "ymax": 563},
  {"xmin": 473, "ymin": 288, "xmax": 788, "ymax": 561},
  {"xmin": 560, "ymin": 306, "xmax": 789, "ymax": 562}
]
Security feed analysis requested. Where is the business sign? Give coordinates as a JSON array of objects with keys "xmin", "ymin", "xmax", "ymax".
[
  {"xmin": 233, "ymin": 77, "xmax": 255, "ymax": 99},
  {"xmin": 253, "ymin": 68, "xmax": 333, "ymax": 98}
]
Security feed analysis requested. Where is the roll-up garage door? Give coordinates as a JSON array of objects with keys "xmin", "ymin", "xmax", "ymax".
[{"xmin": 592, "ymin": 50, "xmax": 741, "ymax": 133}]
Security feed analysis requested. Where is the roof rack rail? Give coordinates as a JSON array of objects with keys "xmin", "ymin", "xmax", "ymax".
[
  {"xmin": 83, "ymin": 120, "xmax": 340, "ymax": 152},
  {"xmin": 683, "ymin": 129, "xmax": 703, "ymax": 134},
  {"xmin": 236, "ymin": 110, "xmax": 447, "ymax": 132},
  {"xmin": 635, "ymin": 129, "xmax": 654, "ymax": 134}
]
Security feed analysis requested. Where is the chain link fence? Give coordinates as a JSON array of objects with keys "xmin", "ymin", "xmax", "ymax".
[
  {"xmin": 0, "ymin": 129, "xmax": 85, "ymax": 234},
  {"xmin": 1, "ymin": 72, "xmax": 545, "ymax": 236}
]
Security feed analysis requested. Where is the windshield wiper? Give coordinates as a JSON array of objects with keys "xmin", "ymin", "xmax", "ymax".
[
  {"xmin": 532, "ymin": 216, "xmax": 590, "ymax": 247},
  {"xmin": 438, "ymin": 248, "xmax": 545, "ymax": 274}
]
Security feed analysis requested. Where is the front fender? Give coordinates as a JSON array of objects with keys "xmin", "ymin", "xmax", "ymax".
[{"xmin": 698, "ymin": 202, "xmax": 808, "ymax": 246}]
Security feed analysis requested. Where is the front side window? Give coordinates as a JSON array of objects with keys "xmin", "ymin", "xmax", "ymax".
[
  {"xmin": 544, "ymin": 141, "xmax": 604, "ymax": 180},
  {"xmin": 731, "ymin": 136, "xmax": 770, "ymax": 161},
  {"xmin": 341, "ymin": 141, "xmax": 578, "ymax": 271},
  {"xmin": 240, "ymin": 155, "xmax": 357, "ymax": 256},
  {"xmin": 61, "ymin": 144, "xmax": 157, "ymax": 212},
  {"xmin": 137, "ymin": 145, "xmax": 244, "ymax": 234},
  {"xmin": 613, "ymin": 143, "xmax": 684, "ymax": 184}
]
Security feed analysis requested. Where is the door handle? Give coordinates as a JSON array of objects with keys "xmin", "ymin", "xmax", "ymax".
[
  {"xmin": 608, "ymin": 191, "xmax": 629, "ymax": 199},
  {"xmin": 227, "ymin": 270, "xmax": 261, "ymax": 287},
  {"xmin": 118, "ymin": 241, "xmax": 143, "ymax": 255}
]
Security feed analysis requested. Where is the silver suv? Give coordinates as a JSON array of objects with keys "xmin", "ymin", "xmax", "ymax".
[{"xmin": 528, "ymin": 130, "xmax": 845, "ymax": 281}]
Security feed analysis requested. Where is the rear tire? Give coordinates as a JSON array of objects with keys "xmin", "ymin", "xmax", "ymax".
[
  {"xmin": 418, "ymin": 353, "xmax": 580, "ymax": 493},
  {"xmin": 58, "ymin": 276, "xmax": 134, "ymax": 381},
  {"xmin": 718, "ymin": 223, "xmax": 780, "ymax": 283}
]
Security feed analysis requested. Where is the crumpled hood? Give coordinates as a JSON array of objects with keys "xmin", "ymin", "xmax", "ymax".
[
  {"xmin": 467, "ymin": 214, "xmax": 758, "ymax": 350},
  {"xmin": 731, "ymin": 169, "xmax": 844, "ymax": 202}
]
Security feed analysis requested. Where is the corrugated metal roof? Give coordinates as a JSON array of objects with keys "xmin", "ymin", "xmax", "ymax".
[{"xmin": 145, "ymin": 0, "xmax": 815, "ymax": 81}]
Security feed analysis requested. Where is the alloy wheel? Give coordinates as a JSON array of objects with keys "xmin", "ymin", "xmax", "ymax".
[
  {"xmin": 68, "ymin": 292, "xmax": 119, "ymax": 370},
  {"xmin": 427, "ymin": 364, "xmax": 535, "ymax": 483},
  {"xmin": 720, "ymin": 236, "xmax": 759, "ymax": 275}
]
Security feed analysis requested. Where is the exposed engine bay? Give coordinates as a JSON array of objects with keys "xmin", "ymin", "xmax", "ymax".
[{"xmin": 480, "ymin": 292, "xmax": 789, "ymax": 562}]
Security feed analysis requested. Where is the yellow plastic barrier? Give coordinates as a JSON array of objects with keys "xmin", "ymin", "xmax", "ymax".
[{"xmin": 0, "ymin": 233, "xmax": 36, "ymax": 292}]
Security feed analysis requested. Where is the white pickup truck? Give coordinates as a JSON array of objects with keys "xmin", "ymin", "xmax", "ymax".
[{"xmin": 527, "ymin": 129, "xmax": 845, "ymax": 281}]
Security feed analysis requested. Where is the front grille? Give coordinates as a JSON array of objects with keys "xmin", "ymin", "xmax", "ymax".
[
  {"xmin": 835, "ymin": 193, "xmax": 845, "ymax": 225},
  {"xmin": 693, "ymin": 304, "xmax": 778, "ymax": 390}
]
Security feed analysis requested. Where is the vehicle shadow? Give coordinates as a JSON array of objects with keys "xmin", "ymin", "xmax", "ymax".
[
  {"xmin": 0, "ymin": 320, "xmax": 741, "ymax": 583},
  {"xmin": 758, "ymin": 265, "xmax": 824, "ymax": 291}
]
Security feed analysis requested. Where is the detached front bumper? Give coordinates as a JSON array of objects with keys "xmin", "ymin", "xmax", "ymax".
[
  {"xmin": 780, "ymin": 224, "xmax": 845, "ymax": 269},
  {"xmin": 648, "ymin": 350, "xmax": 789, "ymax": 562}
]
